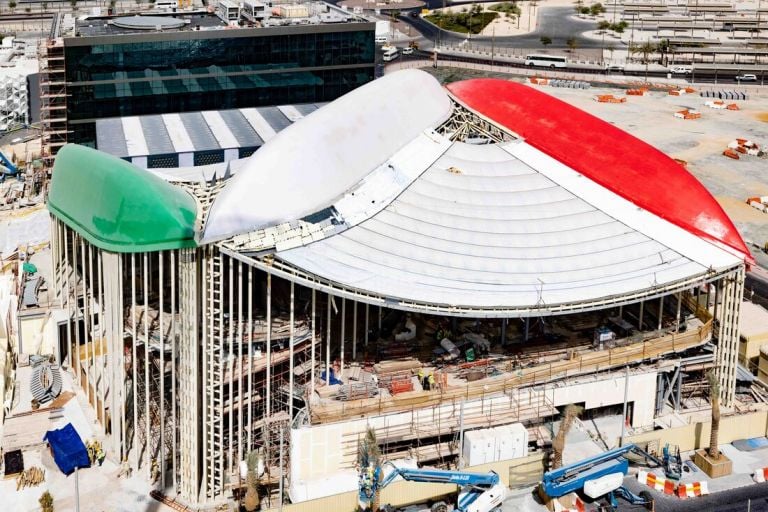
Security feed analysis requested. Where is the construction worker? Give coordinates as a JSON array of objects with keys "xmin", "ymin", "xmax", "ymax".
[
  {"xmin": 417, "ymin": 367, "xmax": 424, "ymax": 387},
  {"xmin": 427, "ymin": 372, "xmax": 435, "ymax": 391},
  {"xmin": 421, "ymin": 369, "xmax": 429, "ymax": 391}
]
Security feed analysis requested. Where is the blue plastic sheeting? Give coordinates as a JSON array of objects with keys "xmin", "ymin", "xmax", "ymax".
[
  {"xmin": 43, "ymin": 423, "xmax": 90, "ymax": 475},
  {"xmin": 320, "ymin": 368, "xmax": 343, "ymax": 386},
  {"xmin": 732, "ymin": 437, "xmax": 768, "ymax": 452}
]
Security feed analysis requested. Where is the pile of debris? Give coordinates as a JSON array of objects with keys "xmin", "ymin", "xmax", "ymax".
[
  {"xmin": 674, "ymin": 109, "xmax": 701, "ymax": 120},
  {"xmin": 704, "ymin": 100, "xmax": 740, "ymax": 111},
  {"xmin": 723, "ymin": 139, "xmax": 763, "ymax": 160},
  {"xmin": 594, "ymin": 94, "xmax": 626, "ymax": 103}
]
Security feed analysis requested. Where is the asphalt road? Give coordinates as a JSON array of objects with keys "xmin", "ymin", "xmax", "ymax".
[
  {"xmin": 398, "ymin": 6, "xmax": 606, "ymax": 49},
  {"xmin": 619, "ymin": 479, "xmax": 768, "ymax": 511}
]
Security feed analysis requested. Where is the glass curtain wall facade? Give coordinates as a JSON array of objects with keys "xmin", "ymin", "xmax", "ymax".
[{"xmin": 64, "ymin": 24, "xmax": 375, "ymax": 146}]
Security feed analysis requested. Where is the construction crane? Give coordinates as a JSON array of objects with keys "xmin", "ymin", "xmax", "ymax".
[
  {"xmin": 0, "ymin": 150, "xmax": 18, "ymax": 182},
  {"xmin": 359, "ymin": 461, "xmax": 506, "ymax": 512},
  {"xmin": 541, "ymin": 443, "xmax": 665, "ymax": 510}
]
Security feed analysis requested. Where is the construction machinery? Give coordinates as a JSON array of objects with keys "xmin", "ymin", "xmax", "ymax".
[
  {"xmin": 359, "ymin": 461, "xmax": 506, "ymax": 512},
  {"xmin": 0, "ymin": 150, "xmax": 18, "ymax": 181},
  {"xmin": 541, "ymin": 443, "xmax": 667, "ymax": 511},
  {"xmin": 662, "ymin": 443, "xmax": 682, "ymax": 480}
]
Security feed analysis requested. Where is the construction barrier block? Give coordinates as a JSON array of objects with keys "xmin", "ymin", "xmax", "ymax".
[
  {"xmin": 664, "ymin": 479, "xmax": 675, "ymax": 495},
  {"xmin": 753, "ymin": 468, "xmax": 768, "ymax": 483}
]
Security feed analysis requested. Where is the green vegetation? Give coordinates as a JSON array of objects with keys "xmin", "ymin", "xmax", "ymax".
[
  {"xmin": 567, "ymin": 37, "xmax": 578, "ymax": 51},
  {"xmin": 590, "ymin": 2, "xmax": 606, "ymax": 15},
  {"xmin": 39, "ymin": 491, "xmax": 54, "ymax": 512},
  {"xmin": 489, "ymin": 1, "xmax": 521, "ymax": 16},
  {"xmin": 426, "ymin": 5, "xmax": 499, "ymax": 35},
  {"xmin": 540, "ymin": 35, "xmax": 552, "ymax": 46},
  {"xmin": 577, "ymin": 1, "xmax": 606, "ymax": 15},
  {"xmin": 610, "ymin": 20, "xmax": 629, "ymax": 33}
]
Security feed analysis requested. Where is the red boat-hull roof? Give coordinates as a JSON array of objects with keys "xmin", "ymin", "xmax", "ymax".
[{"xmin": 446, "ymin": 79, "xmax": 751, "ymax": 263}]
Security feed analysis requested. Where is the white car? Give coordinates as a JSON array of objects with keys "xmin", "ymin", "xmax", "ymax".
[
  {"xmin": 402, "ymin": 47, "xmax": 414, "ymax": 55},
  {"xmin": 669, "ymin": 66, "xmax": 692, "ymax": 74},
  {"xmin": 736, "ymin": 74, "xmax": 757, "ymax": 82}
]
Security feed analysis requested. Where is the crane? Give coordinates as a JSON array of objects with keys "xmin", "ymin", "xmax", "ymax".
[
  {"xmin": 359, "ymin": 461, "xmax": 506, "ymax": 512},
  {"xmin": 541, "ymin": 443, "xmax": 664, "ymax": 510}
]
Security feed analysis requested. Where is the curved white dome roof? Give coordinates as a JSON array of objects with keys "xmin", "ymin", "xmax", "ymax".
[{"xmin": 199, "ymin": 69, "xmax": 452, "ymax": 243}]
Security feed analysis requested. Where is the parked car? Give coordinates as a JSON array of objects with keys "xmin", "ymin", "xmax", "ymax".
[
  {"xmin": 736, "ymin": 74, "xmax": 757, "ymax": 82},
  {"xmin": 669, "ymin": 66, "xmax": 692, "ymax": 74},
  {"xmin": 605, "ymin": 64, "xmax": 624, "ymax": 72},
  {"xmin": 402, "ymin": 47, "xmax": 414, "ymax": 55}
]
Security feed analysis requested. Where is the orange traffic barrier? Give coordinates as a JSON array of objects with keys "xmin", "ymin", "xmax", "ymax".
[{"xmin": 676, "ymin": 481, "xmax": 709, "ymax": 498}]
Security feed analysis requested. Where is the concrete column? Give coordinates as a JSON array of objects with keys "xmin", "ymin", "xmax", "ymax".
[{"xmin": 715, "ymin": 267, "xmax": 745, "ymax": 407}]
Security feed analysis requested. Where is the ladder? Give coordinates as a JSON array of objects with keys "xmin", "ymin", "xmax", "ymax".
[{"xmin": 206, "ymin": 248, "xmax": 225, "ymax": 498}]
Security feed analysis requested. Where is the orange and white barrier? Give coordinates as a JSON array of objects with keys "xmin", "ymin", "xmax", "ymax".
[
  {"xmin": 637, "ymin": 470, "xmax": 675, "ymax": 494},
  {"xmin": 676, "ymin": 481, "xmax": 709, "ymax": 498},
  {"xmin": 753, "ymin": 468, "xmax": 768, "ymax": 482},
  {"xmin": 555, "ymin": 495, "xmax": 589, "ymax": 512}
]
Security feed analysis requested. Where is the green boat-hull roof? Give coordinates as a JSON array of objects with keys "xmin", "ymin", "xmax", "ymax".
[{"xmin": 47, "ymin": 144, "xmax": 197, "ymax": 253}]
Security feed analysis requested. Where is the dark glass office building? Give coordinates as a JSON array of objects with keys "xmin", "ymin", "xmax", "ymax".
[{"xmin": 51, "ymin": 14, "xmax": 375, "ymax": 147}]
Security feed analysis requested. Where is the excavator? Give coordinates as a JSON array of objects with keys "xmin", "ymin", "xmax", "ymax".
[{"xmin": 359, "ymin": 461, "xmax": 506, "ymax": 512}]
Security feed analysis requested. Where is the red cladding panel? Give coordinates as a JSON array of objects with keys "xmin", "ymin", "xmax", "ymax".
[{"xmin": 446, "ymin": 79, "xmax": 751, "ymax": 263}]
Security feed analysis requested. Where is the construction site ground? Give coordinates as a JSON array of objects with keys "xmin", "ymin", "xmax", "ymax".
[{"xmin": 0, "ymin": 376, "xmax": 157, "ymax": 512}]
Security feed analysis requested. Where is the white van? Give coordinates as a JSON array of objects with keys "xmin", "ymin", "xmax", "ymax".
[
  {"xmin": 382, "ymin": 46, "xmax": 399, "ymax": 62},
  {"xmin": 375, "ymin": 35, "xmax": 388, "ymax": 44}
]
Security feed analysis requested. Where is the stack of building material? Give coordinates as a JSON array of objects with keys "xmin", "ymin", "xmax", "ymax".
[
  {"xmin": 674, "ymin": 109, "xmax": 701, "ymax": 119},
  {"xmin": 594, "ymin": 95, "xmax": 626, "ymax": 103},
  {"xmin": 337, "ymin": 381, "xmax": 378, "ymax": 401},
  {"xmin": 626, "ymin": 88, "xmax": 647, "ymax": 96},
  {"xmin": 373, "ymin": 358, "xmax": 421, "ymax": 387},
  {"xmin": 746, "ymin": 196, "xmax": 768, "ymax": 214}
]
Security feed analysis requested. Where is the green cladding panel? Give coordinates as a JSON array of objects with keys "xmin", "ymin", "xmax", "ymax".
[{"xmin": 47, "ymin": 144, "xmax": 197, "ymax": 253}]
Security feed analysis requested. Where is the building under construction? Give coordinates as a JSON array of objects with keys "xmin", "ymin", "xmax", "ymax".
[{"xmin": 45, "ymin": 70, "xmax": 752, "ymax": 509}]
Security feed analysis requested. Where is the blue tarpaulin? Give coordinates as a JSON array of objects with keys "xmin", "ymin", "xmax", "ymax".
[{"xmin": 43, "ymin": 423, "xmax": 90, "ymax": 475}]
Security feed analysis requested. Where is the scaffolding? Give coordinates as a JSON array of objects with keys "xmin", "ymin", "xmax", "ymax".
[{"xmin": 38, "ymin": 29, "xmax": 68, "ymax": 175}]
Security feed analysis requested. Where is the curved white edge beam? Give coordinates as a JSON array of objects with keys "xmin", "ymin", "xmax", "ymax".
[{"xmin": 199, "ymin": 69, "xmax": 453, "ymax": 244}]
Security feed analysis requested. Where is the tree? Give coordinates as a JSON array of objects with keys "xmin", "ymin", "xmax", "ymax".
[
  {"xmin": 540, "ymin": 35, "xmax": 552, "ymax": 46},
  {"xmin": 69, "ymin": 0, "xmax": 77, "ymax": 11},
  {"xmin": 552, "ymin": 404, "xmax": 582, "ymax": 470},
  {"xmin": 597, "ymin": 20, "xmax": 610, "ymax": 31},
  {"xmin": 590, "ymin": 2, "xmax": 605, "ymax": 15},
  {"xmin": 243, "ymin": 451, "xmax": 261, "ymax": 512},
  {"xmin": 567, "ymin": 37, "xmax": 578, "ymax": 52},
  {"xmin": 8, "ymin": 0, "xmax": 16, "ymax": 12},
  {"xmin": 631, "ymin": 41, "xmax": 657, "ymax": 80},
  {"xmin": 39, "ymin": 491, "xmax": 54, "ymax": 512},
  {"xmin": 708, "ymin": 371, "xmax": 721, "ymax": 460}
]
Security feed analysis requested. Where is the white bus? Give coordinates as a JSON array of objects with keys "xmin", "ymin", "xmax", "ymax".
[
  {"xmin": 382, "ymin": 47, "xmax": 400, "ymax": 62},
  {"xmin": 525, "ymin": 54, "xmax": 567, "ymax": 68}
]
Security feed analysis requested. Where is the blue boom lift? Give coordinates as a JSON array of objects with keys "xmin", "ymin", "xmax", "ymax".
[
  {"xmin": 359, "ymin": 461, "xmax": 507, "ymax": 512},
  {"xmin": 0, "ymin": 150, "xmax": 19, "ymax": 182},
  {"xmin": 541, "ymin": 443, "xmax": 666, "ymax": 510}
]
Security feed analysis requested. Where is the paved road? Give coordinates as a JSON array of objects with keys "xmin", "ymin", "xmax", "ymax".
[
  {"xmin": 398, "ymin": 6, "xmax": 606, "ymax": 49},
  {"xmin": 619, "ymin": 479, "xmax": 768, "ymax": 511}
]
